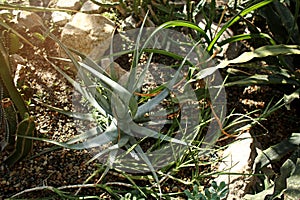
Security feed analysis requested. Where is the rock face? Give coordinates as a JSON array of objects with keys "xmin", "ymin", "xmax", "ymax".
[{"xmin": 60, "ymin": 12, "xmax": 115, "ymax": 61}]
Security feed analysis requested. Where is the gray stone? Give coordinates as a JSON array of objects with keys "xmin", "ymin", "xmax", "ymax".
[
  {"xmin": 80, "ymin": 0, "xmax": 102, "ymax": 13},
  {"xmin": 56, "ymin": 0, "xmax": 85, "ymax": 10},
  {"xmin": 121, "ymin": 15, "xmax": 137, "ymax": 30},
  {"xmin": 12, "ymin": 10, "xmax": 43, "ymax": 30},
  {"xmin": 214, "ymin": 132, "xmax": 255, "ymax": 199},
  {"xmin": 5, "ymin": 0, "xmax": 30, "ymax": 5},
  {"xmin": 51, "ymin": 11, "xmax": 72, "ymax": 26},
  {"xmin": 60, "ymin": 12, "xmax": 115, "ymax": 62}
]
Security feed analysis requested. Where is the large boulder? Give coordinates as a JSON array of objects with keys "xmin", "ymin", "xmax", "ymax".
[{"xmin": 60, "ymin": 12, "xmax": 115, "ymax": 62}]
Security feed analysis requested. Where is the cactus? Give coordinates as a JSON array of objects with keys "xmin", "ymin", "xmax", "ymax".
[
  {"xmin": 1, "ymin": 97, "xmax": 18, "ymax": 148},
  {"xmin": 4, "ymin": 114, "xmax": 35, "ymax": 166},
  {"xmin": 0, "ymin": 27, "xmax": 35, "ymax": 166}
]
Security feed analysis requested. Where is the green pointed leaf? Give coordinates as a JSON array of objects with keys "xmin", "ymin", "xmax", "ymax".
[
  {"xmin": 254, "ymin": 133, "xmax": 300, "ymax": 173},
  {"xmin": 4, "ymin": 116, "xmax": 35, "ymax": 166},
  {"xmin": 207, "ymin": 0, "xmax": 276, "ymax": 52},
  {"xmin": 225, "ymin": 74, "xmax": 300, "ymax": 87},
  {"xmin": 87, "ymin": 135, "xmax": 129, "ymax": 164},
  {"xmin": 35, "ymin": 100, "xmax": 94, "ymax": 121},
  {"xmin": 152, "ymin": 20, "xmax": 210, "ymax": 45},
  {"xmin": 78, "ymin": 61, "xmax": 138, "ymax": 115},
  {"xmin": 82, "ymin": 122, "xmax": 118, "ymax": 149},
  {"xmin": 197, "ymin": 45, "xmax": 300, "ymax": 79}
]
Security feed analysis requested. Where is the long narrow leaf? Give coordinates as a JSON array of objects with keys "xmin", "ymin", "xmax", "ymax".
[
  {"xmin": 127, "ymin": 12, "xmax": 149, "ymax": 93},
  {"xmin": 34, "ymin": 99, "xmax": 94, "ymax": 121},
  {"xmin": 131, "ymin": 140, "xmax": 162, "ymax": 196},
  {"xmin": 218, "ymin": 33, "xmax": 276, "ymax": 47},
  {"xmin": 196, "ymin": 45, "xmax": 300, "ymax": 79},
  {"xmin": 45, "ymin": 57, "xmax": 108, "ymax": 116},
  {"xmin": 225, "ymin": 74, "xmax": 300, "ymax": 87},
  {"xmin": 152, "ymin": 20, "xmax": 210, "ymax": 44},
  {"xmin": 78, "ymin": 61, "xmax": 137, "ymax": 112},
  {"xmin": 254, "ymin": 133, "xmax": 300, "ymax": 173},
  {"xmin": 19, "ymin": 122, "xmax": 118, "ymax": 150},
  {"xmin": 207, "ymin": 0, "xmax": 275, "ymax": 52},
  {"xmin": 86, "ymin": 135, "xmax": 130, "ymax": 164},
  {"xmin": 136, "ymin": 40, "xmax": 201, "ymax": 119}
]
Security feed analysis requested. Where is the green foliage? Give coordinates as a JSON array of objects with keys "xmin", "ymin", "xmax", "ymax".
[
  {"xmin": 207, "ymin": 0, "xmax": 276, "ymax": 53},
  {"xmin": 245, "ymin": 134, "xmax": 300, "ymax": 199},
  {"xmin": 254, "ymin": 133, "xmax": 300, "ymax": 173},
  {"xmin": 213, "ymin": 44, "xmax": 300, "ymax": 109},
  {"xmin": 0, "ymin": 97, "xmax": 18, "ymax": 148},
  {"xmin": 4, "ymin": 114, "xmax": 35, "ymax": 166},
  {"xmin": 220, "ymin": 1, "xmax": 300, "ymax": 110},
  {"xmin": 259, "ymin": 0, "xmax": 300, "ymax": 44},
  {"xmin": 38, "ymin": 16, "xmax": 220, "ymax": 198},
  {"xmin": 2, "ymin": 0, "xmax": 300, "ymax": 198},
  {"xmin": 184, "ymin": 181, "xmax": 228, "ymax": 200}
]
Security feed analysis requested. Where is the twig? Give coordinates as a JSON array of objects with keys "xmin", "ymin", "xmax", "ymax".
[
  {"xmin": 10, "ymin": 186, "xmax": 55, "ymax": 198},
  {"xmin": 207, "ymin": 99, "xmax": 236, "ymax": 139}
]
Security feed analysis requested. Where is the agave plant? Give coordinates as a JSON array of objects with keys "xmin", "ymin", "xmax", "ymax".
[{"xmin": 24, "ymin": 16, "xmax": 229, "ymax": 197}]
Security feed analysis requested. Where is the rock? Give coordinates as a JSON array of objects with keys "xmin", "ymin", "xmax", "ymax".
[
  {"xmin": 11, "ymin": 10, "xmax": 43, "ymax": 31},
  {"xmin": 0, "ymin": 10, "xmax": 12, "ymax": 20},
  {"xmin": 56, "ymin": 0, "xmax": 85, "ymax": 10},
  {"xmin": 80, "ymin": 0, "xmax": 102, "ymax": 13},
  {"xmin": 60, "ymin": 12, "xmax": 115, "ymax": 62},
  {"xmin": 100, "ymin": 58, "xmax": 128, "ymax": 82},
  {"xmin": 214, "ymin": 132, "xmax": 255, "ymax": 199},
  {"xmin": 29, "ymin": 0, "xmax": 44, "ymax": 7},
  {"xmin": 5, "ymin": 0, "xmax": 30, "ymax": 5},
  {"xmin": 121, "ymin": 15, "xmax": 137, "ymax": 30},
  {"xmin": 51, "ymin": 11, "xmax": 72, "ymax": 26}
]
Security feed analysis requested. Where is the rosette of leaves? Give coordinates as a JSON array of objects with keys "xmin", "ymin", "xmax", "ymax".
[{"xmin": 36, "ymin": 19, "xmax": 221, "ymax": 196}]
